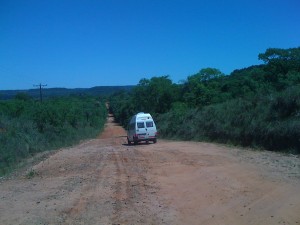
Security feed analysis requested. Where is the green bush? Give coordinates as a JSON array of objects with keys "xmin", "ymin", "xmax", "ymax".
[
  {"xmin": 0, "ymin": 96, "xmax": 107, "ymax": 176},
  {"xmin": 157, "ymin": 87, "xmax": 300, "ymax": 154}
]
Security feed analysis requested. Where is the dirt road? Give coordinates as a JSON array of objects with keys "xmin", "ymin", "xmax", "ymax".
[{"xmin": 1, "ymin": 113, "xmax": 300, "ymax": 225}]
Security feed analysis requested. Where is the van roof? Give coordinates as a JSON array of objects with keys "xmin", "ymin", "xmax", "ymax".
[{"xmin": 136, "ymin": 113, "xmax": 152, "ymax": 120}]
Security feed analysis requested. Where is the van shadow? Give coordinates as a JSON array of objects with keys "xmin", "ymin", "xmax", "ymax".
[{"xmin": 122, "ymin": 142, "xmax": 154, "ymax": 147}]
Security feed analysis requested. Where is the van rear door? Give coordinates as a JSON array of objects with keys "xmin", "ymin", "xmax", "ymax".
[
  {"xmin": 146, "ymin": 120, "xmax": 156, "ymax": 139},
  {"xmin": 136, "ymin": 121, "xmax": 148, "ymax": 140}
]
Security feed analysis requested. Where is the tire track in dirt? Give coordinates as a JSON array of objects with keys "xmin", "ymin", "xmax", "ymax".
[
  {"xmin": 62, "ymin": 149, "xmax": 108, "ymax": 224},
  {"xmin": 110, "ymin": 147, "xmax": 170, "ymax": 225}
]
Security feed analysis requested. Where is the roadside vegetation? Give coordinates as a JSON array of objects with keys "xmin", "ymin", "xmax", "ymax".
[
  {"xmin": 0, "ymin": 95, "xmax": 107, "ymax": 176},
  {"xmin": 110, "ymin": 47, "xmax": 300, "ymax": 154}
]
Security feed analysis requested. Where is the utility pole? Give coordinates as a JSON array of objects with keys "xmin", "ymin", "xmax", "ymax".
[{"xmin": 33, "ymin": 83, "xmax": 47, "ymax": 103}]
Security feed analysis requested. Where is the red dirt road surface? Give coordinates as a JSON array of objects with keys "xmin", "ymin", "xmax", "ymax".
[{"xmin": 1, "ymin": 113, "xmax": 300, "ymax": 225}]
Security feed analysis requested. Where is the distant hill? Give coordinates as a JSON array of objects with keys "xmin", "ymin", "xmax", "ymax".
[{"xmin": 0, "ymin": 85, "xmax": 134, "ymax": 100}]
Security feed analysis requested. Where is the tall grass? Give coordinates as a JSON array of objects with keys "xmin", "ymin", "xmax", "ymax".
[
  {"xmin": 157, "ymin": 86, "xmax": 300, "ymax": 154},
  {"xmin": 0, "ymin": 96, "xmax": 107, "ymax": 176}
]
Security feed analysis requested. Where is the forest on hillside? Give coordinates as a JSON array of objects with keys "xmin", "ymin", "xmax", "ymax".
[
  {"xmin": 0, "ymin": 96, "xmax": 107, "ymax": 175},
  {"xmin": 109, "ymin": 47, "xmax": 300, "ymax": 154},
  {"xmin": 0, "ymin": 86, "xmax": 134, "ymax": 100}
]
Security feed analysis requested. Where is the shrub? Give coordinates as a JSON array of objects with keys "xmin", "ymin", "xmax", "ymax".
[
  {"xmin": 157, "ymin": 87, "xmax": 300, "ymax": 154},
  {"xmin": 0, "ymin": 96, "xmax": 107, "ymax": 176}
]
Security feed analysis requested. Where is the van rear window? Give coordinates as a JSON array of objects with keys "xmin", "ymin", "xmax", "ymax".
[
  {"xmin": 146, "ymin": 121, "xmax": 153, "ymax": 127},
  {"xmin": 137, "ymin": 122, "xmax": 145, "ymax": 128}
]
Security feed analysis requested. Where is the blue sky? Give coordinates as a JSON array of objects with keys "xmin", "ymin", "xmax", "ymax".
[{"xmin": 0, "ymin": 0, "xmax": 299, "ymax": 90}]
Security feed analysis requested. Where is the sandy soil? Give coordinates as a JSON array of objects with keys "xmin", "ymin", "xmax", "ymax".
[{"xmin": 1, "ymin": 113, "xmax": 300, "ymax": 225}]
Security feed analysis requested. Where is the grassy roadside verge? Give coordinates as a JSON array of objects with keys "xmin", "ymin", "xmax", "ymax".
[
  {"xmin": 0, "ymin": 95, "xmax": 107, "ymax": 176},
  {"xmin": 156, "ymin": 87, "xmax": 300, "ymax": 154}
]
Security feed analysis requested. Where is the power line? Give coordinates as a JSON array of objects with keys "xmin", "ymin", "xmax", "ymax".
[{"xmin": 33, "ymin": 83, "xmax": 47, "ymax": 103}]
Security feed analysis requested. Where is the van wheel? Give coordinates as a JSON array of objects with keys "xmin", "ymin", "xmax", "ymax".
[
  {"xmin": 134, "ymin": 141, "xmax": 138, "ymax": 145},
  {"xmin": 127, "ymin": 137, "xmax": 131, "ymax": 145},
  {"xmin": 153, "ymin": 139, "xmax": 157, "ymax": 143}
]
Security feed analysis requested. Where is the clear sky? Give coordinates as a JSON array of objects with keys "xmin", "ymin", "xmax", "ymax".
[{"xmin": 0, "ymin": 0, "xmax": 299, "ymax": 90}]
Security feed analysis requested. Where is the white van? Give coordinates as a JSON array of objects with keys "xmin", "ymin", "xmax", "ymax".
[{"xmin": 127, "ymin": 112, "xmax": 157, "ymax": 145}]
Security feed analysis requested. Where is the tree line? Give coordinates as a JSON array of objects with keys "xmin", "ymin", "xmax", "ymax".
[{"xmin": 109, "ymin": 47, "xmax": 300, "ymax": 154}]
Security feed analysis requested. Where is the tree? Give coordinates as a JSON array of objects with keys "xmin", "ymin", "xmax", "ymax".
[
  {"xmin": 258, "ymin": 47, "xmax": 300, "ymax": 64},
  {"xmin": 194, "ymin": 68, "xmax": 224, "ymax": 82},
  {"xmin": 14, "ymin": 92, "xmax": 32, "ymax": 101},
  {"xmin": 258, "ymin": 47, "xmax": 300, "ymax": 74},
  {"xmin": 183, "ymin": 68, "xmax": 224, "ymax": 107},
  {"xmin": 132, "ymin": 76, "xmax": 179, "ymax": 114},
  {"xmin": 258, "ymin": 47, "xmax": 300, "ymax": 89}
]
